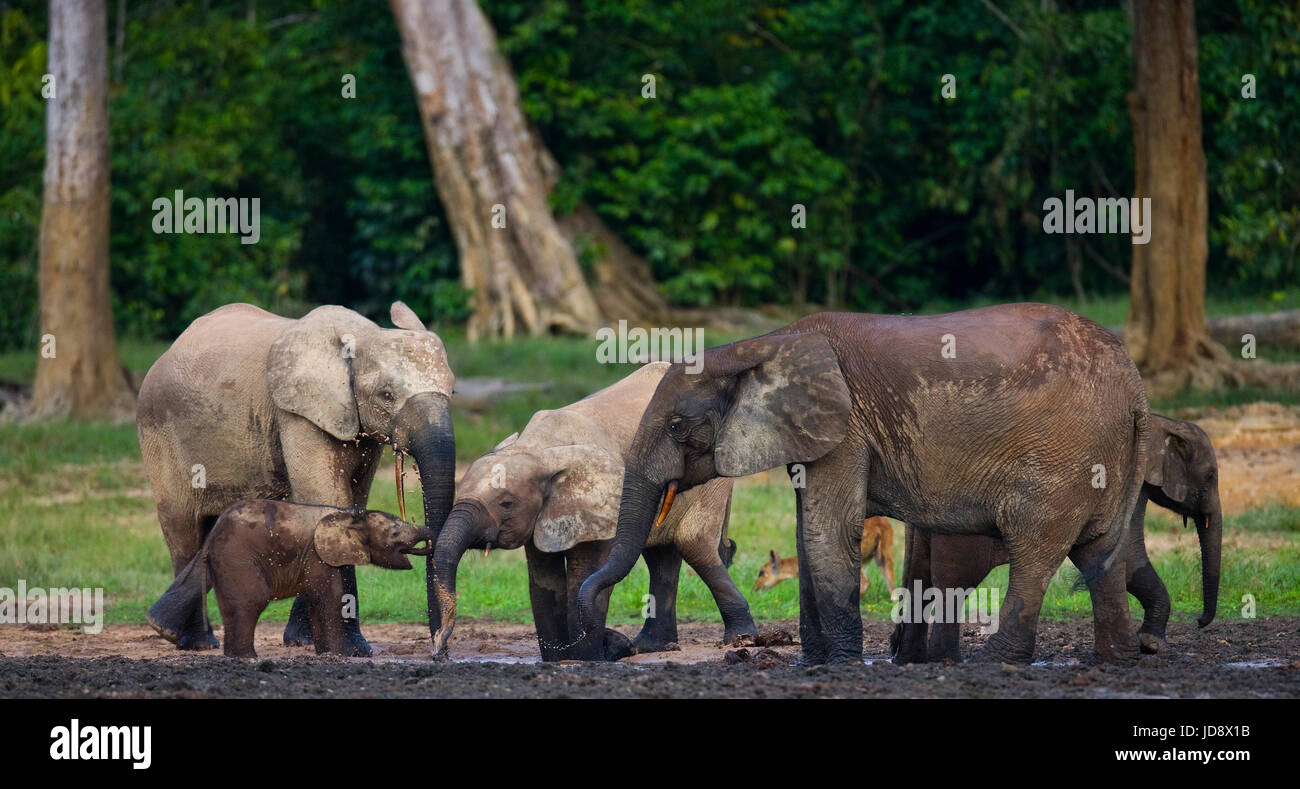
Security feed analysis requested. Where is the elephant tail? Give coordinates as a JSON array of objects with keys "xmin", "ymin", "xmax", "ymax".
[
  {"xmin": 147, "ymin": 542, "xmax": 210, "ymax": 643},
  {"xmin": 1080, "ymin": 399, "xmax": 1150, "ymax": 589}
]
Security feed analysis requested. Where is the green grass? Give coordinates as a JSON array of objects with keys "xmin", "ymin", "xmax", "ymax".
[{"xmin": 2, "ymin": 429, "xmax": 1297, "ymax": 629}]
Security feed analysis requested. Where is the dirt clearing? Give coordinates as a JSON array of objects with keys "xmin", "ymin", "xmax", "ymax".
[{"xmin": 2, "ymin": 618, "xmax": 1297, "ymax": 699}]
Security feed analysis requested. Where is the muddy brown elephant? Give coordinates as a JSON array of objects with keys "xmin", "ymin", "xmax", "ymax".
[
  {"xmin": 578, "ymin": 305, "xmax": 1151, "ymax": 665},
  {"xmin": 150, "ymin": 500, "xmax": 433, "ymax": 658},
  {"xmin": 431, "ymin": 362, "xmax": 755, "ymax": 661},
  {"xmin": 892, "ymin": 414, "xmax": 1221, "ymax": 662},
  {"xmin": 137, "ymin": 301, "xmax": 456, "ymax": 655}
]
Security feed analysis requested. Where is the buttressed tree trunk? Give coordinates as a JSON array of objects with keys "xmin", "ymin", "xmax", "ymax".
[
  {"xmin": 31, "ymin": 0, "xmax": 135, "ymax": 421},
  {"xmin": 390, "ymin": 0, "xmax": 668, "ymax": 339},
  {"xmin": 1125, "ymin": 0, "xmax": 1238, "ymax": 396}
]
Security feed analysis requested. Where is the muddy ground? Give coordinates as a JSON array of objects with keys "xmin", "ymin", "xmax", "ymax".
[{"xmin": 2, "ymin": 617, "xmax": 1297, "ymax": 698}]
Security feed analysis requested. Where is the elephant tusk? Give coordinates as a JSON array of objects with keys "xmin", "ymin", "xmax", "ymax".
[
  {"xmin": 484, "ymin": 542, "xmax": 492, "ymax": 558},
  {"xmin": 395, "ymin": 449, "xmax": 407, "ymax": 522},
  {"xmin": 654, "ymin": 480, "xmax": 678, "ymax": 528}
]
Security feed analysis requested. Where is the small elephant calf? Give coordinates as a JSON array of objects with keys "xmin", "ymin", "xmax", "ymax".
[
  {"xmin": 148, "ymin": 500, "xmax": 431, "ymax": 658},
  {"xmin": 753, "ymin": 516, "xmax": 895, "ymax": 594}
]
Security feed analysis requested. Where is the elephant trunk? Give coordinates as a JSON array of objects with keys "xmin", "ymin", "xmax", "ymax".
[
  {"xmin": 577, "ymin": 470, "xmax": 662, "ymax": 632},
  {"xmin": 393, "ymin": 392, "xmax": 456, "ymax": 643},
  {"xmin": 1195, "ymin": 494, "xmax": 1222, "ymax": 628},
  {"xmin": 429, "ymin": 503, "xmax": 486, "ymax": 659}
]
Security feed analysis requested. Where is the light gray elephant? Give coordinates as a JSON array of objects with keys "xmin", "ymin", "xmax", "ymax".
[
  {"xmin": 431, "ymin": 362, "xmax": 756, "ymax": 661},
  {"xmin": 137, "ymin": 301, "xmax": 456, "ymax": 655}
]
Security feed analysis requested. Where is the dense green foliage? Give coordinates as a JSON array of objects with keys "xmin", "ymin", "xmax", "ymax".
[{"xmin": 1, "ymin": 0, "xmax": 1296, "ymax": 349}]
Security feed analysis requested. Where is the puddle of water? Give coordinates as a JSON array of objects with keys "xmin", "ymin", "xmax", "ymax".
[{"xmin": 1223, "ymin": 660, "xmax": 1285, "ymax": 669}]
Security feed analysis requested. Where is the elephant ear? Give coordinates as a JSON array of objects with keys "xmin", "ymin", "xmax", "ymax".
[
  {"xmin": 532, "ymin": 444, "xmax": 624, "ymax": 553},
  {"xmin": 390, "ymin": 300, "xmax": 428, "ymax": 332},
  {"xmin": 314, "ymin": 510, "xmax": 371, "ymax": 567},
  {"xmin": 1150, "ymin": 424, "xmax": 1195, "ymax": 503},
  {"xmin": 714, "ymin": 332, "xmax": 851, "ymax": 477},
  {"xmin": 267, "ymin": 306, "xmax": 365, "ymax": 441}
]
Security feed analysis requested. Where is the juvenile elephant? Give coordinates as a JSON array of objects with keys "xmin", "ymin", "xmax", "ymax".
[
  {"xmin": 149, "ymin": 501, "xmax": 432, "ymax": 658},
  {"xmin": 892, "ymin": 414, "xmax": 1221, "ymax": 662},
  {"xmin": 431, "ymin": 362, "xmax": 755, "ymax": 661},
  {"xmin": 138, "ymin": 301, "xmax": 456, "ymax": 655},
  {"xmin": 578, "ymin": 305, "xmax": 1151, "ymax": 665}
]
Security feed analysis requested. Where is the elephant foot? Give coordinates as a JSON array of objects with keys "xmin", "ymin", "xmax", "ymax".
[
  {"xmin": 341, "ymin": 628, "xmax": 373, "ymax": 658},
  {"xmin": 603, "ymin": 628, "xmax": 636, "ymax": 661},
  {"xmin": 177, "ymin": 628, "xmax": 219, "ymax": 651},
  {"xmin": 1138, "ymin": 632, "xmax": 1167, "ymax": 655},
  {"xmin": 282, "ymin": 619, "xmax": 314, "ymax": 648},
  {"xmin": 825, "ymin": 648, "xmax": 864, "ymax": 666},
  {"xmin": 967, "ymin": 637, "xmax": 1033, "ymax": 665},
  {"xmin": 632, "ymin": 632, "xmax": 679, "ymax": 654},
  {"xmin": 889, "ymin": 623, "xmax": 929, "ymax": 665},
  {"xmin": 723, "ymin": 622, "xmax": 759, "ymax": 645}
]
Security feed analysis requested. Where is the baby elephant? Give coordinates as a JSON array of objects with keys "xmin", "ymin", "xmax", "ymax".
[
  {"xmin": 149, "ymin": 501, "xmax": 431, "ymax": 658},
  {"xmin": 754, "ymin": 516, "xmax": 895, "ymax": 594},
  {"xmin": 431, "ymin": 362, "xmax": 756, "ymax": 662}
]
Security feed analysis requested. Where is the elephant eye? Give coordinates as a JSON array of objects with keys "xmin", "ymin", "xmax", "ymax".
[
  {"xmin": 668, "ymin": 417, "xmax": 683, "ymax": 433},
  {"xmin": 380, "ymin": 389, "xmax": 395, "ymax": 402},
  {"xmin": 500, "ymin": 499, "xmax": 513, "ymax": 509}
]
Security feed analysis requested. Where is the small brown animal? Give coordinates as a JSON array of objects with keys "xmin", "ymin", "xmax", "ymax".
[
  {"xmin": 148, "ymin": 500, "xmax": 432, "ymax": 658},
  {"xmin": 753, "ymin": 516, "xmax": 895, "ymax": 594}
]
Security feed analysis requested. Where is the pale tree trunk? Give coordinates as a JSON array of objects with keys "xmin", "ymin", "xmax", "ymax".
[
  {"xmin": 30, "ymin": 0, "xmax": 135, "ymax": 421},
  {"xmin": 389, "ymin": 0, "xmax": 667, "ymax": 339},
  {"xmin": 1125, "ymin": 0, "xmax": 1238, "ymax": 395}
]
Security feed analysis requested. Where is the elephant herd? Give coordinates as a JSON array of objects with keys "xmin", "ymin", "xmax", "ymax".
[{"xmin": 140, "ymin": 300, "xmax": 1221, "ymax": 666}]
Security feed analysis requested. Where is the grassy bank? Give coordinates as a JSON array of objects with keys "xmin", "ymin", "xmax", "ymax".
[{"xmin": 1, "ymin": 422, "xmax": 1294, "ymax": 628}]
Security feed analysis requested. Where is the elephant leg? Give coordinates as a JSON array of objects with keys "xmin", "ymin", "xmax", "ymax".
[
  {"xmin": 793, "ymin": 484, "xmax": 827, "ymax": 665},
  {"xmin": 973, "ymin": 527, "xmax": 1072, "ymax": 664},
  {"xmin": 891, "ymin": 525, "xmax": 931, "ymax": 665},
  {"xmin": 217, "ymin": 602, "xmax": 258, "ymax": 659},
  {"xmin": 525, "ymin": 543, "xmax": 570, "ymax": 662},
  {"xmin": 337, "ymin": 566, "xmax": 372, "ymax": 657},
  {"xmin": 564, "ymin": 542, "xmax": 629, "ymax": 661},
  {"xmin": 307, "ymin": 573, "xmax": 347, "ymax": 656},
  {"xmin": 283, "ymin": 597, "xmax": 314, "ymax": 647},
  {"xmin": 1070, "ymin": 534, "xmax": 1139, "ymax": 665},
  {"xmin": 1125, "ymin": 509, "xmax": 1169, "ymax": 654},
  {"xmin": 686, "ymin": 554, "xmax": 757, "ymax": 645},
  {"xmin": 796, "ymin": 449, "xmax": 867, "ymax": 666},
  {"xmin": 282, "ymin": 564, "xmax": 366, "ymax": 657},
  {"xmin": 1128, "ymin": 561, "xmax": 1170, "ymax": 654},
  {"xmin": 213, "ymin": 572, "xmax": 267, "ymax": 659},
  {"xmin": 173, "ymin": 513, "xmax": 219, "ymax": 650},
  {"xmin": 633, "ymin": 545, "xmax": 682, "ymax": 653},
  {"xmin": 925, "ymin": 534, "xmax": 1002, "ymax": 663}
]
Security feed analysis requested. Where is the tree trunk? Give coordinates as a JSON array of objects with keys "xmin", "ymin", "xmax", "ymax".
[
  {"xmin": 30, "ymin": 0, "xmax": 135, "ymax": 422},
  {"xmin": 390, "ymin": 0, "xmax": 666, "ymax": 339},
  {"xmin": 1125, "ymin": 0, "xmax": 1238, "ymax": 396}
]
